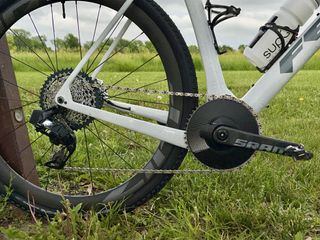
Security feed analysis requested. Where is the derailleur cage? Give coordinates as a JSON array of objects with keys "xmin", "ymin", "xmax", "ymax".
[
  {"xmin": 30, "ymin": 108, "xmax": 77, "ymax": 169},
  {"xmin": 205, "ymin": 0, "xmax": 241, "ymax": 54}
]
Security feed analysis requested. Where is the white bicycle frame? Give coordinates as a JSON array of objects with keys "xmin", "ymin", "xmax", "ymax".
[{"xmin": 55, "ymin": 0, "xmax": 320, "ymax": 149}]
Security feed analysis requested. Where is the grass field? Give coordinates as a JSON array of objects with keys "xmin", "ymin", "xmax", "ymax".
[
  {"xmin": 1, "ymin": 62, "xmax": 320, "ymax": 239},
  {"xmin": 10, "ymin": 50, "xmax": 320, "ymax": 72}
]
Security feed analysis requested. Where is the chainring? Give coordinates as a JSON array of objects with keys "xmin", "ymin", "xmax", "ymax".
[
  {"xmin": 186, "ymin": 97, "xmax": 260, "ymax": 170},
  {"xmin": 39, "ymin": 69, "xmax": 105, "ymax": 130}
]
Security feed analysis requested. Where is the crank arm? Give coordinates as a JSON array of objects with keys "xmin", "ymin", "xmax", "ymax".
[{"xmin": 212, "ymin": 126, "xmax": 313, "ymax": 160}]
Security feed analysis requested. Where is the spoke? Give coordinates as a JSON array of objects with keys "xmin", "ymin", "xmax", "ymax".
[
  {"xmin": 91, "ymin": 19, "xmax": 132, "ymax": 79},
  {"xmin": 83, "ymin": 128, "xmax": 95, "ymax": 195},
  {"xmin": 67, "ymin": 148, "xmax": 79, "ymax": 169},
  {"xmin": 0, "ymin": 121, "xmax": 29, "ymax": 142},
  {"xmin": 1, "ymin": 77, "xmax": 40, "ymax": 98},
  {"xmin": 19, "ymin": 134, "xmax": 43, "ymax": 154},
  {"xmin": 51, "ymin": 4, "xmax": 59, "ymax": 70},
  {"xmin": 0, "ymin": 97, "xmax": 37, "ymax": 104},
  {"xmin": 25, "ymin": 144, "xmax": 53, "ymax": 181},
  {"xmin": 39, "ymin": 144, "xmax": 54, "ymax": 165},
  {"xmin": 75, "ymin": 1, "xmax": 83, "ymax": 60},
  {"xmin": 86, "ymin": 16, "xmax": 124, "ymax": 73},
  {"xmin": 0, "ymin": 100, "xmax": 38, "ymax": 116},
  {"xmin": 93, "ymin": 122, "xmax": 116, "ymax": 183},
  {"xmin": 85, "ymin": 4, "xmax": 101, "ymax": 71},
  {"xmin": 108, "ymin": 78, "xmax": 167, "ymax": 99},
  {"xmin": 112, "ymin": 96, "xmax": 169, "ymax": 106},
  {"xmin": 111, "ymin": 54, "xmax": 159, "ymax": 87},
  {"xmin": 9, "ymin": 29, "xmax": 55, "ymax": 72},
  {"xmin": 86, "ymin": 127, "xmax": 135, "ymax": 169},
  {"xmin": 0, "ymin": 50, "xmax": 49, "ymax": 77},
  {"xmin": 28, "ymin": 13, "xmax": 56, "ymax": 71},
  {"xmin": 45, "ymin": 145, "xmax": 54, "ymax": 191},
  {"xmin": 77, "ymin": 0, "xmax": 135, "ymax": 76},
  {"xmin": 91, "ymin": 5, "xmax": 101, "ymax": 46},
  {"xmin": 96, "ymin": 120, "xmax": 153, "ymax": 153},
  {"xmin": 88, "ymin": 32, "xmax": 144, "ymax": 75}
]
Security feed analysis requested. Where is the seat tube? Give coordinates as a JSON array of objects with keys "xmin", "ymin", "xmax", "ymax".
[{"xmin": 184, "ymin": 0, "xmax": 233, "ymax": 97}]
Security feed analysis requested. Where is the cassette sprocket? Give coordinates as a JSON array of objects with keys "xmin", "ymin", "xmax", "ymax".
[{"xmin": 39, "ymin": 69, "xmax": 105, "ymax": 130}]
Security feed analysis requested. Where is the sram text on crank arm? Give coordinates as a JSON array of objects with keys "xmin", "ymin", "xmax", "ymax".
[{"xmin": 212, "ymin": 126, "xmax": 313, "ymax": 161}]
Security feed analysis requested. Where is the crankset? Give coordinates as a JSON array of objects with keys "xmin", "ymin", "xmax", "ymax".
[{"xmin": 187, "ymin": 97, "xmax": 313, "ymax": 170}]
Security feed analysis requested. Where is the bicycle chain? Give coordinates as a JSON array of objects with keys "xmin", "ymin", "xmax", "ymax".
[
  {"xmin": 64, "ymin": 84, "xmax": 254, "ymax": 175},
  {"xmin": 104, "ymin": 84, "xmax": 207, "ymax": 98},
  {"xmin": 64, "ymin": 166, "xmax": 219, "ymax": 174}
]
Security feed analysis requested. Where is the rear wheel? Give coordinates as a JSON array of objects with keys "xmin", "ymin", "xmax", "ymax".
[{"xmin": 0, "ymin": 0, "xmax": 198, "ymax": 215}]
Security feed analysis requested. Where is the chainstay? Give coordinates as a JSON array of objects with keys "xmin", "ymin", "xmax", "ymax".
[
  {"xmin": 64, "ymin": 166, "xmax": 218, "ymax": 174},
  {"xmin": 78, "ymin": 84, "xmax": 258, "ymax": 174},
  {"xmin": 100, "ymin": 85, "xmax": 213, "ymax": 174}
]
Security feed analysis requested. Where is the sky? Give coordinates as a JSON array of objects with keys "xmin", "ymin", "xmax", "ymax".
[
  {"xmin": 12, "ymin": 0, "xmax": 318, "ymax": 49},
  {"xmin": 155, "ymin": 0, "xmax": 283, "ymax": 48}
]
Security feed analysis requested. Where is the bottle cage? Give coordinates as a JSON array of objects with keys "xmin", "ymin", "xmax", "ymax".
[
  {"xmin": 258, "ymin": 22, "xmax": 299, "ymax": 72},
  {"xmin": 205, "ymin": 0, "xmax": 241, "ymax": 55}
]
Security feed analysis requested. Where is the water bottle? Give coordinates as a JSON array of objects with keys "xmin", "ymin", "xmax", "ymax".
[{"xmin": 244, "ymin": 0, "xmax": 319, "ymax": 72}]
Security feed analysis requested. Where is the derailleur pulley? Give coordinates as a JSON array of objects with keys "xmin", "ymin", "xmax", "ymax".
[{"xmin": 30, "ymin": 108, "xmax": 76, "ymax": 169}]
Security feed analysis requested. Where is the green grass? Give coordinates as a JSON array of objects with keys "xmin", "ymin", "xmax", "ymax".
[
  {"xmin": 2, "ymin": 68, "xmax": 320, "ymax": 239},
  {"xmin": 10, "ymin": 50, "xmax": 320, "ymax": 72}
]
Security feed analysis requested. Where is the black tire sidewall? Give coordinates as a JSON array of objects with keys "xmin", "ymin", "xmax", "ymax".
[{"xmin": 0, "ymin": 0, "xmax": 198, "ymax": 214}]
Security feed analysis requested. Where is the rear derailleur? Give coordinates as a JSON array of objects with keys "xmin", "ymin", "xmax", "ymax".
[{"xmin": 30, "ymin": 107, "xmax": 76, "ymax": 169}]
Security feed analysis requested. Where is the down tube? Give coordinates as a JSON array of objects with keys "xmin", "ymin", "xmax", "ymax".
[{"xmin": 242, "ymin": 16, "xmax": 320, "ymax": 114}]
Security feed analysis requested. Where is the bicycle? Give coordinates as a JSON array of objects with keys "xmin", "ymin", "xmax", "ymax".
[{"xmin": 0, "ymin": 0, "xmax": 318, "ymax": 216}]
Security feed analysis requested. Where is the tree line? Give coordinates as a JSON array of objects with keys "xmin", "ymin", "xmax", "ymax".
[{"xmin": 7, "ymin": 29, "xmax": 246, "ymax": 53}]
